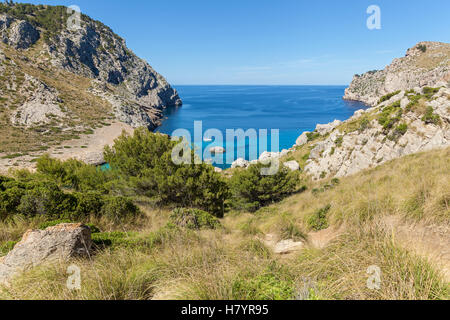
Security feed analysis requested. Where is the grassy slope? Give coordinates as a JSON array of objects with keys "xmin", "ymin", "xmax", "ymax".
[
  {"xmin": 0, "ymin": 147, "xmax": 448, "ymax": 300},
  {"xmin": 0, "ymin": 41, "xmax": 115, "ymax": 156}
]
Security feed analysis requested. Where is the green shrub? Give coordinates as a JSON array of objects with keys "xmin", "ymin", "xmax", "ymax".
[
  {"xmin": 104, "ymin": 128, "xmax": 229, "ymax": 217},
  {"xmin": 229, "ymin": 163, "xmax": 299, "ymax": 212},
  {"xmin": 394, "ymin": 123, "xmax": 408, "ymax": 136},
  {"xmin": 378, "ymin": 91, "xmax": 401, "ymax": 104},
  {"xmin": 423, "ymin": 87, "xmax": 440, "ymax": 99},
  {"xmin": 170, "ymin": 208, "xmax": 221, "ymax": 230},
  {"xmin": 36, "ymin": 155, "xmax": 110, "ymax": 192},
  {"xmin": 306, "ymin": 132, "xmax": 321, "ymax": 142},
  {"xmin": 0, "ymin": 186, "xmax": 25, "ymax": 218},
  {"xmin": 38, "ymin": 219, "xmax": 73, "ymax": 230},
  {"xmin": 417, "ymin": 44, "xmax": 427, "ymax": 53},
  {"xmin": 378, "ymin": 103, "xmax": 403, "ymax": 131},
  {"xmin": 99, "ymin": 196, "xmax": 140, "ymax": 222},
  {"xmin": 422, "ymin": 106, "xmax": 441, "ymax": 125},
  {"xmin": 231, "ymin": 265, "xmax": 295, "ymax": 300},
  {"xmin": 358, "ymin": 118, "xmax": 370, "ymax": 132},
  {"xmin": 16, "ymin": 182, "xmax": 77, "ymax": 218},
  {"xmin": 307, "ymin": 205, "xmax": 331, "ymax": 231},
  {"xmin": 74, "ymin": 191, "xmax": 104, "ymax": 217},
  {"xmin": 406, "ymin": 94, "xmax": 422, "ymax": 112},
  {"xmin": 335, "ymin": 136, "xmax": 344, "ymax": 147}
]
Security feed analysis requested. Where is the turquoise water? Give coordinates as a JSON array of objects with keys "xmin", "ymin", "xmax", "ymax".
[{"xmin": 156, "ymin": 85, "xmax": 368, "ymax": 169}]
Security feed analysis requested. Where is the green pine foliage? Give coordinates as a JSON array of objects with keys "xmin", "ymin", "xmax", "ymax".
[
  {"xmin": 104, "ymin": 128, "xmax": 230, "ymax": 217},
  {"xmin": 229, "ymin": 163, "xmax": 300, "ymax": 212}
]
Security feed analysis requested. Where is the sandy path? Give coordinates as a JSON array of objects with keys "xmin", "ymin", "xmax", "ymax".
[{"xmin": 0, "ymin": 122, "xmax": 134, "ymax": 174}]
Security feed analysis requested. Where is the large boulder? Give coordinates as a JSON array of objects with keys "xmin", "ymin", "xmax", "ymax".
[
  {"xmin": 283, "ymin": 160, "xmax": 300, "ymax": 172},
  {"xmin": 315, "ymin": 120, "xmax": 342, "ymax": 136},
  {"xmin": 295, "ymin": 132, "xmax": 310, "ymax": 146},
  {"xmin": 231, "ymin": 158, "xmax": 249, "ymax": 169},
  {"xmin": 0, "ymin": 224, "xmax": 92, "ymax": 284}
]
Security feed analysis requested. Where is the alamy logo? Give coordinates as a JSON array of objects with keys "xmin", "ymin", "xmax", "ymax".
[
  {"xmin": 367, "ymin": 5, "xmax": 381, "ymax": 30},
  {"xmin": 66, "ymin": 264, "xmax": 81, "ymax": 290},
  {"xmin": 366, "ymin": 265, "xmax": 382, "ymax": 290}
]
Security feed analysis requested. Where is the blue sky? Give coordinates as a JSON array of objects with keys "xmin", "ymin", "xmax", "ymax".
[{"xmin": 18, "ymin": 0, "xmax": 450, "ymax": 85}]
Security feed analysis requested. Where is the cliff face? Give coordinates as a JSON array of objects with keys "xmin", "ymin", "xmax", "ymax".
[
  {"xmin": 291, "ymin": 42, "xmax": 450, "ymax": 180},
  {"xmin": 0, "ymin": 4, "xmax": 181, "ymax": 135},
  {"xmin": 344, "ymin": 42, "xmax": 450, "ymax": 106},
  {"xmin": 301, "ymin": 87, "xmax": 450, "ymax": 180}
]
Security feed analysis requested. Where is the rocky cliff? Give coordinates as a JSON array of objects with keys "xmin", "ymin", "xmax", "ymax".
[
  {"xmin": 0, "ymin": 3, "xmax": 181, "ymax": 159},
  {"xmin": 292, "ymin": 42, "xmax": 450, "ymax": 180},
  {"xmin": 299, "ymin": 86, "xmax": 449, "ymax": 180},
  {"xmin": 344, "ymin": 42, "xmax": 450, "ymax": 106}
]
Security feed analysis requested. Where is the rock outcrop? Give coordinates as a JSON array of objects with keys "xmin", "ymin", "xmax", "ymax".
[
  {"xmin": 0, "ymin": 4, "xmax": 181, "ymax": 132},
  {"xmin": 0, "ymin": 223, "xmax": 92, "ymax": 284},
  {"xmin": 302, "ymin": 86, "xmax": 450, "ymax": 180},
  {"xmin": 344, "ymin": 42, "xmax": 450, "ymax": 106}
]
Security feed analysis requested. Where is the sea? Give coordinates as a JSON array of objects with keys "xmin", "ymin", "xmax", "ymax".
[{"xmin": 156, "ymin": 85, "xmax": 368, "ymax": 169}]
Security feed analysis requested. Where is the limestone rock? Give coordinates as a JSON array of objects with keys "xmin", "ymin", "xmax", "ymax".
[
  {"xmin": 283, "ymin": 160, "xmax": 300, "ymax": 172},
  {"xmin": 296, "ymin": 131, "xmax": 310, "ymax": 146},
  {"xmin": 259, "ymin": 151, "xmax": 280, "ymax": 163},
  {"xmin": 315, "ymin": 120, "xmax": 342, "ymax": 135},
  {"xmin": 10, "ymin": 75, "xmax": 64, "ymax": 126},
  {"xmin": 273, "ymin": 239, "xmax": 304, "ymax": 254},
  {"xmin": 231, "ymin": 158, "xmax": 249, "ymax": 169},
  {"xmin": 0, "ymin": 224, "xmax": 92, "ymax": 284},
  {"xmin": 304, "ymin": 86, "xmax": 450, "ymax": 180},
  {"xmin": 344, "ymin": 42, "xmax": 450, "ymax": 106}
]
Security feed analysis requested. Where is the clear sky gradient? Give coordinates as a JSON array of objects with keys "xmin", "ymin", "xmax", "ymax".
[{"xmin": 17, "ymin": 0, "xmax": 450, "ymax": 85}]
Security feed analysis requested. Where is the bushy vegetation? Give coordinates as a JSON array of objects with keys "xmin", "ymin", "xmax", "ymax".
[
  {"xmin": 104, "ymin": 128, "xmax": 229, "ymax": 217},
  {"xmin": 422, "ymin": 106, "xmax": 441, "ymax": 125},
  {"xmin": 0, "ymin": 161, "xmax": 139, "ymax": 222},
  {"xmin": 417, "ymin": 44, "xmax": 427, "ymax": 53},
  {"xmin": 169, "ymin": 208, "xmax": 221, "ymax": 230},
  {"xmin": 307, "ymin": 205, "xmax": 330, "ymax": 231},
  {"xmin": 1, "ymin": 148, "xmax": 449, "ymax": 300},
  {"xmin": 0, "ymin": 3, "xmax": 71, "ymax": 43},
  {"xmin": 423, "ymin": 87, "xmax": 440, "ymax": 99},
  {"xmin": 378, "ymin": 91, "xmax": 401, "ymax": 105},
  {"xmin": 229, "ymin": 163, "xmax": 300, "ymax": 212},
  {"xmin": 378, "ymin": 101, "xmax": 403, "ymax": 131}
]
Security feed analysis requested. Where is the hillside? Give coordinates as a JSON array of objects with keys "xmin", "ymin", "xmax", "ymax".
[
  {"xmin": 272, "ymin": 42, "xmax": 450, "ymax": 180},
  {"xmin": 0, "ymin": 3, "xmax": 181, "ymax": 171},
  {"xmin": 1, "ymin": 146, "xmax": 448, "ymax": 300},
  {"xmin": 344, "ymin": 41, "xmax": 449, "ymax": 106}
]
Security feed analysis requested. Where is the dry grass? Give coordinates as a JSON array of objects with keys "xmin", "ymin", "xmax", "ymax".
[{"xmin": 1, "ymin": 148, "xmax": 449, "ymax": 300}]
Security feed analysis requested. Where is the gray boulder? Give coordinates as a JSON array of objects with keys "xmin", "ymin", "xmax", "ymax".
[
  {"xmin": 0, "ymin": 224, "xmax": 92, "ymax": 284},
  {"xmin": 283, "ymin": 160, "xmax": 300, "ymax": 171},
  {"xmin": 231, "ymin": 158, "xmax": 249, "ymax": 168},
  {"xmin": 296, "ymin": 131, "xmax": 310, "ymax": 146},
  {"xmin": 315, "ymin": 120, "xmax": 342, "ymax": 136}
]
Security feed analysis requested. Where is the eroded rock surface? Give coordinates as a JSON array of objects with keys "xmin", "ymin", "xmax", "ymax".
[{"xmin": 0, "ymin": 223, "xmax": 92, "ymax": 284}]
